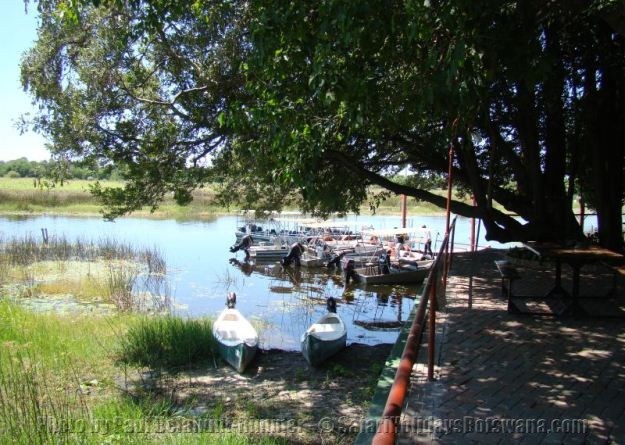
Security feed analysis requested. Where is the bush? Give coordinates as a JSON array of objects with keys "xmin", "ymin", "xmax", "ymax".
[{"xmin": 4, "ymin": 170, "xmax": 20, "ymax": 178}]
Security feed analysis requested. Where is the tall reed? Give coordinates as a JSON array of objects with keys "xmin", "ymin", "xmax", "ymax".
[
  {"xmin": 106, "ymin": 262, "xmax": 139, "ymax": 311},
  {"xmin": 0, "ymin": 235, "xmax": 169, "ymax": 311},
  {"xmin": 0, "ymin": 348, "xmax": 87, "ymax": 445},
  {"xmin": 118, "ymin": 317, "xmax": 217, "ymax": 374},
  {"xmin": 0, "ymin": 235, "xmax": 163, "ymax": 265}
]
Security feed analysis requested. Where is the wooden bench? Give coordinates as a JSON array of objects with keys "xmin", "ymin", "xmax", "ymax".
[{"xmin": 494, "ymin": 260, "xmax": 521, "ymax": 312}]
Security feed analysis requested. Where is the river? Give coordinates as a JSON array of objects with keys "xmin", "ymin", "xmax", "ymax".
[{"xmin": 1, "ymin": 213, "xmax": 594, "ymax": 350}]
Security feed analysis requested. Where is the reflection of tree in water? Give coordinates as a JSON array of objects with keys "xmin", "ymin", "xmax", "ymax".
[
  {"xmin": 227, "ymin": 256, "xmax": 419, "ymax": 341},
  {"xmin": 351, "ymin": 289, "xmax": 416, "ymax": 331}
]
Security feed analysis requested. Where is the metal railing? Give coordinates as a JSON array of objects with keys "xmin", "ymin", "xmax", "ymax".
[{"xmin": 372, "ymin": 216, "xmax": 457, "ymax": 445}]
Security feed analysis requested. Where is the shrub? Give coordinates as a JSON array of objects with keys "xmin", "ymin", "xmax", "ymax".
[{"xmin": 4, "ymin": 170, "xmax": 20, "ymax": 178}]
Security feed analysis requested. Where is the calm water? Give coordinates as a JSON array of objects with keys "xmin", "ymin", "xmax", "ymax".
[{"xmin": 1, "ymin": 213, "xmax": 576, "ymax": 350}]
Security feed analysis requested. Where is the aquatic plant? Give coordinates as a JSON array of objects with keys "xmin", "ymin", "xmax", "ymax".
[
  {"xmin": 0, "ymin": 235, "xmax": 171, "ymax": 312},
  {"xmin": 105, "ymin": 261, "xmax": 139, "ymax": 311}
]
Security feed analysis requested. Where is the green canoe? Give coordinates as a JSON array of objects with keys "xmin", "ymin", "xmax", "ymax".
[
  {"xmin": 213, "ymin": 308, "xmax": 258, "ymax": 373},
  {"xmin": 301, "ymin": 312, "xmax": 347, "ymax": 367}
]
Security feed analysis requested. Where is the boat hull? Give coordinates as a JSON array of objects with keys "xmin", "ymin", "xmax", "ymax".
[
  {"xmin": 213, "ymin": 308, "xmax": 259, "ymax": 373},
  {"xmin": 301, "ymin": 331, "xmax": 347, "ymax": 367},
  {"xmin": 216, "ymin": 341, "xmax": 257, "ymax": 373},
  {"xmin": 301, "ymin": 312, "xmax": 347, "ymax": 366},
  {"xmin": 249, "ymin": 245, "xmax": 289, "ymax": 261}
]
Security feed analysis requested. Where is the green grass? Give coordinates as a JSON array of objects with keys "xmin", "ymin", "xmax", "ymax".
[
  {"xmin": 0, "ymin": 177, "xmax": 456, "ymax": 218},
  {"xmin": 0, "ymin": 178, "xmax": 226, "ymax": 218},
  {"xmin": 117, "ymin": 316, "xmax": 217, "ymax": 374},
  {"xmin": 0, "ymin": 299, "xmax": 126, "ymax": 376},
  {"xmin": 0, "ymin": 301, "xmax": 288, "ymax": 445}
]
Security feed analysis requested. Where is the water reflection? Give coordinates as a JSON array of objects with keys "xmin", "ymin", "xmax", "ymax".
[{"xmin": 1, "ymin": 214, "xmax": 428, "ymax": 350}]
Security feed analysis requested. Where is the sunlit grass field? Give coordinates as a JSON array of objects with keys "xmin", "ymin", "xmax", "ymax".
[
  {"xmin": 0, "ymin": 177, "xmax": 452, "ymax": 218},
  {"xmin": 0, "ymin": 178, "xmax": 227, "ymax": 218}
]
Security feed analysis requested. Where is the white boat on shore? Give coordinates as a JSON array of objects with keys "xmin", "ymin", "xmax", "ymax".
[
  {"xmin": 301, "ymin": 298, "xmax": 347, "ymax": 366},
  {"xmin": 213, "ymin": 293, "xmax": 259, "ymax": 373}
]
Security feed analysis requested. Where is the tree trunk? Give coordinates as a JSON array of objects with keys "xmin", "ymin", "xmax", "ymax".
[{"xmin": 591, "ymin": 26, "xmax": 625, "ymax": 252}]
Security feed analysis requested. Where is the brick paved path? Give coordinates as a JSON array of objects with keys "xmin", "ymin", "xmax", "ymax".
[{"xmin": 398, "ymin": 250, "xmax": 625, "ymax": 445}]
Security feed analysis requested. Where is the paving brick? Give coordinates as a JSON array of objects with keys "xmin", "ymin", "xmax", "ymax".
[{"xmin": 395, "ymin": 250, "xmax": 625, "ymax": 445}]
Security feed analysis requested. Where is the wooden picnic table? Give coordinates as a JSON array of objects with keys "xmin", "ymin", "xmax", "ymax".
[{"xmin": 522, "ymin": 242, "xmax": 625, "ymax": 315}]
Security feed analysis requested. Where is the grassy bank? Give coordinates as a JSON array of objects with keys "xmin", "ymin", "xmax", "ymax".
[
  {"xmin": 0, "ymin": 301, "xmax": 291, "ymax": 445},
  {"xmin": 0, "ymin": 236, "xmax": 385, "ymax": 444},
  {"xmin": 0, "ymin": 235, "xmax": 285, "ymax": 443},
  {"xmin": 0, "ymin": 298, "xmax": 387, "ymax": 444},
  {"xmin": 0, "ymin": 300, "xmax": 385, "ymax": 444},
  {"xmin": 0, "ymin": 177, "xmax": 450, "ymax": 219},
  {"xmin": 0, "ymin": 178, "xmax": 227, "ymax": 219}
]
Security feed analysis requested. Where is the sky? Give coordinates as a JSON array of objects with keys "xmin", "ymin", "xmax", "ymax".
[{"xmin": 0, "ymin": 2, "xmax": 49, "ymax": 162}]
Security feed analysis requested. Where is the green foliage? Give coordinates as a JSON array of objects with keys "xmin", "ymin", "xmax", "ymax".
[
  {"xmin": 0, "ymin": 347, "xmax": 86, "ymax": 445},
  {"xmin": 118, "ymin": 317, "xmax": 217, "ymax": 373},
  {"xmin": 0, "ymin": 158, "xmax": 46, "ymax": 178},
  {"xmin": 4, "ymin": 170, "xmax": 21, "ymax": 178},
  {"xmin": 0, "ymin": 157, "xmax": 122, "ymax": 181},
  {"xmin": 19, "ymin": 0, "xmax": 625, "ymax": 247}
]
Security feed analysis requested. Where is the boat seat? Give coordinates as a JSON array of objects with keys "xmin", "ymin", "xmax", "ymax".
[
  {"xmin": 219, "ymin": 330, "xmax": 238, "ymax": 340},
  {"xmin": 365, "ymin": 262, "xmax": 377, "ymax": 275},
  {"xmin": 313, "ymin": 331, "xmax": 342, "ymax": 340},
  {"xmin": 310, "ymin": 324, "xmax": 340, "ymax": 333}
]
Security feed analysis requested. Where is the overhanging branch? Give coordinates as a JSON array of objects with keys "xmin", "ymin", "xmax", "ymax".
[{"xmin": 326, "ymin": 149, "xmax": 526, "ymax": 241}]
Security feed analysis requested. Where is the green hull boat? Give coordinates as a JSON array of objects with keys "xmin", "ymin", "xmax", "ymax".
[
  {"xmin": 301, "ymin": 312, "xmax": 347, "ymax": 367},
  {"xmin": 213, "ymin": 308, "xmax": 258, "ymax": 373}
]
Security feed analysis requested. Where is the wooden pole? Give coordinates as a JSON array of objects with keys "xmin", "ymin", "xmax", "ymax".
[{"xmin": 401, "ymin": 194, "xmax": 407, "ymax": 228}]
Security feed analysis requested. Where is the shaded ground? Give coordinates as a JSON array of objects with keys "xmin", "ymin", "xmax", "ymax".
[
  {"xmin": 122, "ymin": 343, "xmax": 392, "ymax": 444},
  {"xmin": 399, "ymin": 249, "xmax": 625, "ymax": 445}
]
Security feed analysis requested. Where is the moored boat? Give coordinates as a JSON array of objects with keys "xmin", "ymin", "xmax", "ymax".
[
  {"xmin": 301, "ymin": 298, "xmax": 347, "ymax": 366},
  {"xmin": 248, "ymin": 244, "xmax": 290, "ymax": 261},
  {"xmin": 350, "ymin": 259, "xmax": 434, "ymax": 285},
  {"xmin": 213, "ymin": 293, "xmax": 259, "ymax": 373}
]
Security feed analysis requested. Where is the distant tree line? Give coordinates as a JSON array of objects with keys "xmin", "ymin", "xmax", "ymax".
[{"xmin": 0, "ymin": 158, "xmax": 122, "ymax": 180}]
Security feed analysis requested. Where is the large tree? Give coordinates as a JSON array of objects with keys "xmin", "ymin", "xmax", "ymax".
[{"xmin": 21, "ymin": 0, "xmax": 625, "ymax": 250}]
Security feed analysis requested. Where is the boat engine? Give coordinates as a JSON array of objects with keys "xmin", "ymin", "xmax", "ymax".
[
  {"xmin": 326, "ymin": 297, "xmax": 337, "ymax": 313},
  {"xmin": 226, "ymin": 292, "xmax": 237, "ymax": 308},
  {"xmin": 343, "ymin": 259, "xmax": 356, "ymax": 286}
]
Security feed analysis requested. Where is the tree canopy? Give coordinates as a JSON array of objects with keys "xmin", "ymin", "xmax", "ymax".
[{"xmin": 21, "ymin": 0, "xmax": 625, "ymax": 249}]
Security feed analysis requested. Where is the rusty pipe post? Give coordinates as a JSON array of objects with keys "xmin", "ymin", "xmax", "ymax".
[
  {"xmin": 372, "ymin": 281, "xmax": 431, "ymax": 445},
  {"xmin": 444, "ymin": 119, "xmax": 458, "ymax": 239},
  {"xmin": 427, "ymin": 270, "xmax": 438, "ymax": 380}
]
